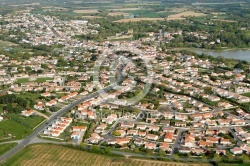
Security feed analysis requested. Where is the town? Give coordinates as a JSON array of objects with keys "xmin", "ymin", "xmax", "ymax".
[{"xmin": 1, "ymin": 1, "xmax": 250, "ymax": 166}]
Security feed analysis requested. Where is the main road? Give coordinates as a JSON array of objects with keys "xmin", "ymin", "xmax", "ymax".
[{"xmin": 0, "ymin": 66, "xmax": 124, "ymax": 163}]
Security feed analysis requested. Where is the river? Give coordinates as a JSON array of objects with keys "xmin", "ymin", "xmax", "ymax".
[{"xmin": 194, "ymin": 49, "xmax": 250, "ymax": 61}]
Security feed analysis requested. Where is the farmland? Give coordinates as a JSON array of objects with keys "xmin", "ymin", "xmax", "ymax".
[
  {"xmin": 73, "ymin": 9, "xmax": 100, "ymax": 14},
  {"xmin": 167, "ymin": 11, "xmax": 207, "ymax": 20},
  {"xmin": 3, "ymin": 144, "xmax": 210, "ymax": 166},
  {"xmin": 114, "ymin": 18, "xmax": 165, "ymax": 23}
]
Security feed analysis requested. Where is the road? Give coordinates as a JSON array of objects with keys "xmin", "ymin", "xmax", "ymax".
[
  {"xmin": 170, "ymin": 129, "xmax": 187, "ymax": 157},
  {"xmin": 0, "ymin": 65, "xmax": 124, "ymax": 163}
]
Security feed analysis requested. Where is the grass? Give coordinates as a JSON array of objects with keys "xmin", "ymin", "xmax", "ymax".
[
  {"xmin": 15, "ymin": 77, "xmax": 53, "ymax": 84},
  {"xmin": 73, "ymin": 9, "xmax": 99, "ymax": 14},
  {"xmin": 0, "ymin": 114, "xmax": 45, "ymax": 140},
  {"xmin": 2, "ymin": 144, "xmax": 208, "ymax": 166},
  {"xmin": 242, "ymin": 92, "xmax": 250, "ymax": 98},
  {"xmin": 0, "ymin": 143, "xmax": 17, "ymax": 155}
]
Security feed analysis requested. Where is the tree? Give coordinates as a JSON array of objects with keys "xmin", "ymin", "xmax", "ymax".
[
  {"xmin": 159, "ymin": 149, "xmax": 166, "ymax": 156},
  {"xmin": 112, "ymin": 131, "xmax": 121, "ymax": 136},
  {"xmin": 213, "ymin": 153, "xmax": 222, "ymax": 162},
  {"xmin": 133, "ymin": 147, "xmax": 139, "ymax": 153},
  {"xmin": 234, "ymin": 62, "xmax": 245, "ymax": 70}
]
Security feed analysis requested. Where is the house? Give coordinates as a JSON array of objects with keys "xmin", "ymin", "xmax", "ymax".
[
  {"xmin": 216, "ymin": 149, "xmax": 226, "ymax": 155},
  {"xmin": 34, "ymin": 102, "xmax": 44, "ymax": 110},
  {"xmin": 175, "ymin": 122, "xmax": 186, "ymax": 127},
  {"xmin": 145, "ymin": 143, "xmax": 156, "ymax": 149},
  {"xmin": 220, "ymin": 138, "xmax": 231, "ymax": 145},
  {"xmin": 116, "ymin": 137, "xmax": 130, "ymax": 146},
  {"xmin": 71, "ymin": 126, "xmax": 87, "ymax": 132},
  {"xmin": 136, "ymin": 124, "xmax": 147, "ymax": 130},
  {"xmin": 120, "ymin": 122, "xmax": 134, "ymax": 129},
  {"xmin": 148, "ymin": 125, "xmax": 160, "ymax": 132},
  {"xmin": 146, "ymin": 133, "xmax": 159, "ymax": 140},
  {"xmin": 127, "ymin": 129, "xmax": 138, "ymax": 136},
  {"xmin": 134, "ymin": 139, "xmax": 145, "ymax": 146},
  {"xmin": 46, "ymin": 100, "xmax": 57, "ymax": 106},
  {"xmin": 159, "ymin": 142, "xmax": 170, "ymax": 151},
  {"xmin": 41, "ymin": 92, "xmax": 51, "ymax": 97},
  {"xmin": 21, "ymin": 110, "xmax": 35, "ymax": 117},
  {"xmin": 184, "ymin": 134, "xmax": 195, "ymax": 147},
  {"xmin": 71, "ymin": 132, "xmax": 81, "ymax": 140},
  {"xmin": 138, "ymin": 131, "xmax": 146, "ymax": 137},
  {"xmin": 206, "ymin": 137, "xmax": 218, "ymax": 144},
  {"xmin": 87, "ymin": 133, "xmax": 103, "ymax": 144},
  {"xmin": 230, "ymin": 147, "xmax": 243, "ymax": 155},
  {"xmin": 162, "ymin": 127, "xmax": 175, "ymax": 133},
  {"xmin": 87, "ymin": 111, "xmax": 95, "ymax": 119},
  {"xmin": 199, "ymin": 140, "xmax": 213, "ymax": 147},
  {"xmin": 191, "ymin": 148, "xmax": 204, "ymax": 155},
  {"xmin": 179, "ymin": 147, "xmax": 191, "ymax": 153},
  {"xmin": 164, "ymin": 132, "xmax": 173, "ymax": 142}
]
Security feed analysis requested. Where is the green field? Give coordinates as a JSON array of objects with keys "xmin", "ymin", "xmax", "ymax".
[
  {"xmin": 0, "ymin": 114, "xmax": 44, "ymax": 141},
  {"xmin": 3, "ymin": 144, "xmax": 208, "ymax": 166},
  {"xmin": 15, "ymin": 77, "xmax": 53, "ymax": 84},
  {"xmin": 242, "ymin": 92, "xmax": 250, "ymax": 98},
  {"xmin": 0, "ymin": 143, "xmax": 17, "ymax": 155}
]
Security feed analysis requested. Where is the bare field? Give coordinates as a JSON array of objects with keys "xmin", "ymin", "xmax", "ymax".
[
  {"xmin": 4, "ymin": 144, "xmax": 210, "ymax": 166},
  {"xmin": 111, "ymin": 8, "xmax": 141, "ymax": 11},
  {"xmin": 114, "ymin": 18, "xmax": 165, "ymax": 23},
  {"xmin": 108, "ymin": 12, "xmax": 130, "ymax": 16},
  {"xmin": 167, "ymin": 11, "xmax": 206, "ymax": 20},
  {"xmin": 82, "ymin": 16, "xmax": 103, "ymax": 19},
  {"xmin": 211, "ymin": 19, "xmax": 237, "ymax": 22},
  {"xmin": 73, "ymin": 9, "xmax": 100, "ymax": 14}
]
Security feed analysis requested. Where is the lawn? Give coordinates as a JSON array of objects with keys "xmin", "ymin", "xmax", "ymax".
[
  {"xmin": 0, "ymin": 143, "xmax": 17, "ymax": 155},
  {"xmin": 3, "ymin": 144, "xmax": 208, "ymax": 166}
]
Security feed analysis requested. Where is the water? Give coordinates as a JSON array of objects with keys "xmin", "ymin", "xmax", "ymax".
[{"xmin": 194, "ymin": 49, "xmax": 250, "ymax": 61}]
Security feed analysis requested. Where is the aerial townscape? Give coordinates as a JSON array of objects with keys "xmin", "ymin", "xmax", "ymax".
[{"xmin": 0, "ymin": 0, "xmax": 250, "ymax": 166}]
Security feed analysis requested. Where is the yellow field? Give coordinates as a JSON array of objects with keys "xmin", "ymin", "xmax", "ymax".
[
  {"xmin": 73, "ymin": 9, "xmax": 100, "ymax": 14},
  {"xmin": 211, "ymin": 19, "xmax": 237, "ymax": 22},
  {"xmin": 114, "ymin": 18, "xmax": 165, "ymax": 23},
  {"xmin": 4, "ymin": 144, "xmax": 210, "ymax": 166},
  {"xmin": 108, "ymin": 12, "xmax": 131, "ymax": 17},
  {"xmin": 167, "ymin": 11, "xmax": 206, "ymax": 20}
]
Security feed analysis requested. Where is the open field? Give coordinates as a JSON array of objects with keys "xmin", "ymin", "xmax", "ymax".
[
  {"xmin": 0, "ymin": 143, "xmax": 17, "ymax": 155},
  {"xmin": 108, "ymin": 12, "xmax": 130, "ymax": 17},
  {"xmin": 73, "ymin": 9, "xmax": 99, "ymax": 14},
  {"xmin": 3, "ymin": 144, "xmax": 210, "ymax": 166},
  {"xmin": 114, "ymin": 18, "xmax": 165, "ymax": 23},
  {"xmin": 0, "ymin": 114, "xmax": 44, "ymax": 140},
  {"xmin": 110, "ymin": 8, "xmax": 141, "ymax": 11},
  {"xmin": 82, "ymin": 16, "xmax": 103, "ymax": 19},
  {"xmin": 167, "ymin": 11, "xmax": 207, "ymax": 20},
  {"xmin": 211, "ymin": 19, "xmax": 237, "ymax": 23},
  {"xmin": 15, "ymin": 77, "xmax": 53, "ymax": 84},
  {"xmin": 242, "ymin": 92, "xmax": 250, "ymax": 98}
]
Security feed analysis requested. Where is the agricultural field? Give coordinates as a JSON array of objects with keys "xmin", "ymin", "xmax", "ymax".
[
  {"xmin": 108, "ymin": 12, "xmax": 130, "ymax": 17},
  {"xmin": 114, "ymin": 18, "xmax": 165, "ymax": 23},
  {"xmin": 82, "ymin": 16, "xmax": 103, "ymax": 19},
  {"xmin": 167, "ymin": 11, "xmax": 207, "ymax": 20},
  {"xmin": 0, "ymin": 143, "xmax": 17, "ymax": 155},
  {"xmin": 73, "ymin": 9, "xmax": 100, "ymax": 14},
  {"xmin": 3, "ymin": 144, "xmax": 210, "ymax": 166}
]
